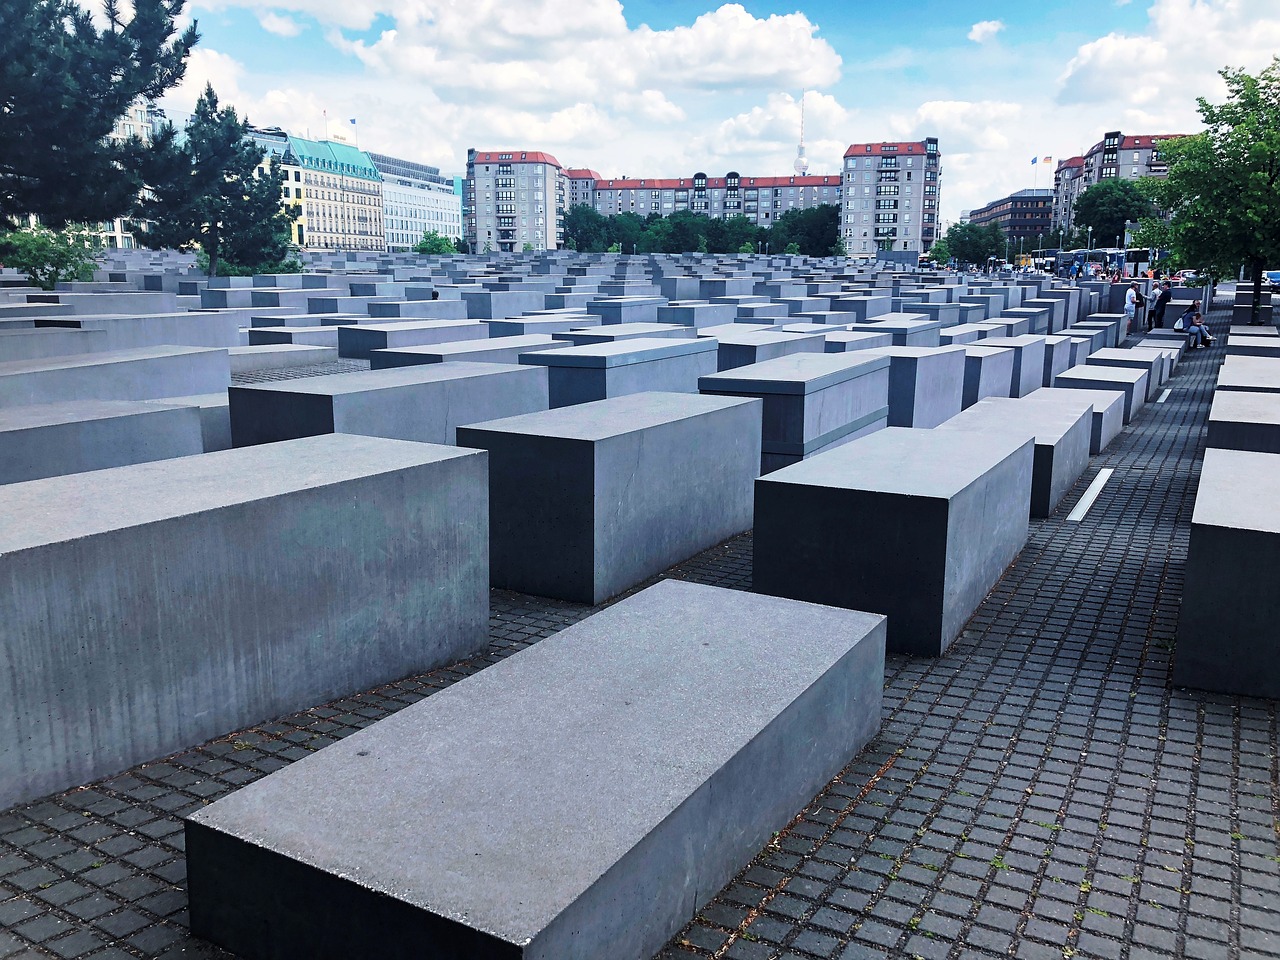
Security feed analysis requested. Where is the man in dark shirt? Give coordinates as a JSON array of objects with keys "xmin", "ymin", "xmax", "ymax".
[{"xmin": 1149, "ymin": 281, "xmax": 1173, "ymax": 330}]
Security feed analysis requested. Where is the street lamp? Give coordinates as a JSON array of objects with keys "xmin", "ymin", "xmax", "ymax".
[{"xmin": 1087, "ymin": 226, "xmax": 1093, "ymax": 271}]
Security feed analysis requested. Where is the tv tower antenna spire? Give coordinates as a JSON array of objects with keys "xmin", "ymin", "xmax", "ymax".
[{"xmin": 794, "ymin": 90, "xmax": 810, "ymax": 175}]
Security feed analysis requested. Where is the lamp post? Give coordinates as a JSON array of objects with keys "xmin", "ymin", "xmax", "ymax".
[{"xmin": 1087, "ymin": 226, "xmax": 1093, "ymax": 272}]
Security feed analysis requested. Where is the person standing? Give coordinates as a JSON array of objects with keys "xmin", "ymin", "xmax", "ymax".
[
  {"xmin": 1124, "ymin": 281, "xmax": 1141, "ymax": 334},
  {"xmin": 1149, "ymin": 281, "xmax": 1173, "ymax": 330}
]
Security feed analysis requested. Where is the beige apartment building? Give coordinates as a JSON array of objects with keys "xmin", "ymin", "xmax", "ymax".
[
  {"xmin": 840, "ymin": 138, "xmax": 941, "ymax": 255},
  {"xmin": 466, "ymin": 150, "xmax": 567, "ymax": 252},
  {"xmin": 1051, "ymin": 130, "xmax": 1186, "ymax": 236}
]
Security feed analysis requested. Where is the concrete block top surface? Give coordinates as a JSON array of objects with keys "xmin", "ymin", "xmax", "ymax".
[
  {"xmin": 519, "ymin": 336, "xmax": 717, "ymax": 369},
  {"xmin": 981, "ymin": 335, "xmax": 1047, "ymax": 348},
  {"xmin": 944, "ymin": 397, "xmax": 1088, "ymax": 443},
  {"xmin": 1057, "ymin": 364, "xmax": 1147, "ymax": 384},
  {"xmin": 338, "ymin": 320, "xmax": 481, "ymax": 333},
  {"xmin": 1192, "ymin": 447, "xmax": 1280, "ymax": 534},
  {"xmin": 230, "ymin": 361, "xmax": 528, "ymax": 395},
  {"xmin": 0, "ymin": 345, "xmax": 225, "ymax": 375},
  {"xmin": 1208, "ymin": 390, "xmax": 1280, "ymax": 427},
  {"xmin": 863, "ymin": 312, "xmax": 928, "ymax": 324},
  {"xmin": 861, "ymin": 345, "xmax": 966, "ymax": 360},
  {"xmin": 0, "ymin": 398, "xmax": 193, "ymax": 431},
  {"xmin": 698, "ymin": 352, "xmax": 889, "ymax": 395},
  {"xmin": 1217, "ymin": 356, "xmax": 1280, "ymax": 389},
  {"xmin": 386, "ymin": 335, "xmax": 558, "ymax": 357},
  {"xmin": 187, "ymin": 578, "xmax": 884, "ymax": 947},
  {"xmin": 760, "ymin": 426, "xmax": 1030, "ymax": 499},
  {"xmin": 963, "ymin": 345, "xmax": 1015, "ymax": 358},
  {"xmin": 0, "ymin": 433, "xmax": 477, "ymax": 554},
  {"xmin": 458, "ymin": 389, "xmax": 758, "ymax": 442}
]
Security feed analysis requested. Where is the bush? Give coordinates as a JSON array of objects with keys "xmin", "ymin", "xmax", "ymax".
[{"xmin": 0, "ymin": 224, "xmax": 101, "ymax": 290}]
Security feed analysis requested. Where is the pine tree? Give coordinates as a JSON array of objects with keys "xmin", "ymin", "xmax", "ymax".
[
  {"xmin": 0, "ymin": 0, "xmax": 198, "ymax": 228},
  {"xmin": 134, "ymin": 84, "xmax": 297, "ymax": 277}
]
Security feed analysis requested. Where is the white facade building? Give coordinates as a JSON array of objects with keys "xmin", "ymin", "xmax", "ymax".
[{"xmin": 369, "ymin": 152, "xmax": 463, "ymax": 251}]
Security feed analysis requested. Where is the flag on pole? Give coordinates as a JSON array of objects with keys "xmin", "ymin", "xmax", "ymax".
[
  {"xmin": 349, "ymin": 118, "xmax": 357, "ymax": 125},
  {"xmin": 1031, "ymin": 156, "xmax": 1038, "ymax": 165},
  {"xmin": 1043, "ymin": 156, "xmax": 1053, "ymax": 163}
]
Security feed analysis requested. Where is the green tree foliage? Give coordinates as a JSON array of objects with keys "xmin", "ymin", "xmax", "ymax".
[
  {"xmin": 927, "ymin": 237, "xmax": 952, "ymax": 264},
  {"xmin": 134, "ymin": 84, "xmax": 298, "ymax": 277},
  {"xmin": 944, "ymin": 221, "xmax": 1004, "ymax": 266},
  {"xmin": 769, "ymin": 206, "xmax": 841, "ymax": 257},
  {"xmin": 1072, "ymin": 179, "xmax": 1155, "ymax": 247},
  {"xmin": 562, "ymin": 204, "xmax": 610, "ymax": 252},
  {"xmin": 413, "ymin": 230, "xmax": 456, "ymax": 255},
  {"xmin": 0, "ymin": 0, "xmax": 199, "ymax": 228},
  {"xmin": 738, "ymin": 241, "xmax": 754, "ymax": 254},
  {"xmin": 453, "ymin": 236, "xmax": 469, "ymax": 254},
  {"xmin": 0, "ymin": 224, "xmax": 102, "ymax": 290},
  {"xmin": 1141, "ymin": 58, "xmax": 1280, "ymax": 322}
]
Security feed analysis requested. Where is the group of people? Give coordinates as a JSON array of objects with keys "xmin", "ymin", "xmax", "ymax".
[{"xmin": 1126, "ymin": 281, "xmax": 1214, "ymax": 348}]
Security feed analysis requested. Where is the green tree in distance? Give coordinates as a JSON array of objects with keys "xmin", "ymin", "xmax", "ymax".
[
  {"xmin": 928, "ymin": 237, "xmax": 952, "ymax": 265},
  {"xmin": 0, "ymin": 0, "xmax": 198, "ymax": 228},
  {"xmin": 0, "ymin": 224, "xmax": 102, "ymax": 290},
  {"xmin": 944, "ymin": 221, "xmax": 1004, "ymax": 266},
  {"xmin": 134, "ymin": 84, "xmax": 297, "ymax": 277},
  {"xmin": 1072, "ymin": 179, "xmax": 1155, "ymax": 248},
  {"xmin": 413, "ymin": 230, "xmax": 456, "ymax": 255},
  {"xmin": 1141, "ymin": 58, "xmax": 1280, "ymax": 323}
]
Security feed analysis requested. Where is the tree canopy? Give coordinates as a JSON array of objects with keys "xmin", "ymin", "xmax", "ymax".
[
  {"xmin": 0, "ymin": 224, "xmax": 102, "ymax": 290},
  {"xmin": 559, "ymin": 202, "xmax": 842, "ymax": 256},
  {"xmin": 943, "ymin": 221, "xmax": 1005, "ymax": 266},
  {"xmin": 1072, "ymin": 179, "xmax": 1155, "ymax": 246},
  {"xmin": 133, "ymin": 84, "xmax": 298, "ymax": 277},
  {"xmin": 0, "ymin": 0, "xmax": 198, "ymax": 228},
  {"xmin": 413, "ymin": 230, "xmax": 457, "ymax": 255},
  {"xmin": 1141, "ymin": 58, "xmax": 1280, "ymax": 322}
]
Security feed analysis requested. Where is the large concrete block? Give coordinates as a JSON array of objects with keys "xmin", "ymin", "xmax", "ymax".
[
  {"xmin": 754, "ymin": 427, "xmax": 1033, "ymax": 656},
  {"xmin": 185, "ymin": 579, "xmax": 884, "ymax": 960},
  {"xmin": 486, "ymin": 315, "xmax": 600, "ymax": 337},
  {"xmin": 462, "ymin": 289, "xmax": 548, "ymax": 319},
  {"xmin": 938, "ymin": 396, "xmax": 1091, "ymax": 517},
  {"xmin": 1041, "ymin": 335, "xmax": 1075, "ymax": 387},
  {"xmin": 824, "ymin": 330, "xmax": 894, "ymax": 353},
  {"xmin": 860, "ymin": 346, "xmax": 966, "ymax": 428},
  {"xmin": 0, "ymin": 328, "xmax": 110, "ymax": 362},
  {"xmin": 699, "ymin": 353, "xmax": 889, "ymax": 473},
  {"xmin": 228, "ymin": 344, "xmax": 336, "ymax": 373},
  {"xmin": 861, "ymin": 318, "xmax": 941, "ymax": 347},
  {"xmin": 169, "ymin": 392, "xmax": 232, "ymax": 452},
  {"xmin": 961, "ymin": 345, "xmax": 1015, "ymax": 408},
  {"xmin": 1085, "ymin": 348, "xmax": 1165, "ymax": 400},
  {"xmin": 1026, "ymin": 387, "xmax": 1125, "ymax": 455},
  {"xmin": 1206, "ymin": 391, "xmax": 1280, "ymax": 453},
  {"xmin": 366, "ymin": 299, "xmax": 470, "ymax": 320},
  {"xmin": 829, "ymin": 296, "xmax": 892, "ymax": 321},
  {"xmin": 370, "ymin": 335, "xmax": 564, "ymax": 368},
  {"xmin": 0, "ymin": 346, "xmax": 230, "ymax": 407},
  {"xmin": 560, "ymin": 323, "xmax": 695, "ymax": 345},
  {"xmin": 521, "ymin": 337, "xmax": 719, "ymax": 408},
  {"xmin": 0, "ymin": 434, "xmax": 489, "ymax": 810},
  {"xmin": 456, "ymin": 392, "xmax": 760, "ymax": 604},
  {"xmin": 229, "ymin": 363, "xmax": 549, "ymax": 446},
  {"xmin": 1054, "ymin": 364, "xmax": 1149, "ymax": 423},
  {"xmin": 337, "ymin": 320, "xmax": 488, "ymax": 359},
  {"xmin": 0, "ymin": 400, "xmax": 204, "ymax": 484},
  {"xmin": 1216, "ymin": 356, "xmax": 1280, "ymax": 394},
  {"xmin": 938, "ymin": 324, "xmax": 987, "ymax": 346},
  {"xmin": 1173, "ymin": 448, "xmax": 1280, "ymax": 699},
  {"xmin": 981, "ymin": 336, "xmax": 1048, "ymax": 398},
  {"xmin": 586, "ymin": 296, "xmax": 666, "ymax": 325},
  {"xmin": 716, "ymin": 330, "xmax": 825, "ymax": 371}
]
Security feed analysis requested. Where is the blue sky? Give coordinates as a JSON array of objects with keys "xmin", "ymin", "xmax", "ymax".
[{"xmin": 165, "ymin": 0, "xmax": 1280, "ymax": 223}]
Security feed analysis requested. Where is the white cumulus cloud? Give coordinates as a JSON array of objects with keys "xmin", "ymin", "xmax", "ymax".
[
  {"xmin": 967, "ymin": 20, "xmax": 1005, "ymax": 44},
  {"xmin": 257, "ymin": 11, "xmax": 303, "ymax": 37}
]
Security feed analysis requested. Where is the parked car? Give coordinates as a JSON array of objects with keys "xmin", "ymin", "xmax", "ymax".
[
  {"xmin": 1173, "ymin": 270, "xmax": 1200, "ymax": 285},
  {"xmin": 1264, "ymin": 269, "xmax": 1280, "ymax": 293}
]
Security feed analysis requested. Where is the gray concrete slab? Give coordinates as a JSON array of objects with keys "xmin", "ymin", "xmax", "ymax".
[
  {"xmin": 521, "ymin": 338, "xmax": 719, "ymax": 408},
  {"xmin": 337, "ymin": 320, "xmax": 489, "ymax": 359},
  {"xmin": 754, "ymin": 427, "xmax": 1033, "ymax": 656},
  {"xmin": 0, "ymin": 400, "xmax": 204, "ymax": 484},
  {"xmin": 981, "ymin": 336, "xmax": 1048, "ymax": 398},
  {"xmin": 859, "ymin": 346, "xmax": 966, "ymax": 428},
  {"xmin": 1053, "ymin": 364, "xmax": 1149, "ymax": 423},
  {"xmin": 699, "ymin": 353, "xmax": 889, "ymax": 472},
  {"xmin": 1216, "ymin": 355, "xmax": 1280, "ymax": 394},
  {"xmin": 961, "ymin": 345, "xmax": 1016, "ymax": 409},
  {"xmin": 229, "ymin": 362, "xmax": 548, "ymax": 446},
  {"xmin": 1206, "ymin": 390, "xmax": 1280, "ymax": 454},
  {"xmin": 1025, "ymin": 386, "xmax": 1125, "ymax": 455},
  {"xmin": 457, "ymin": 392, "xmax": 760, "ymax": 604},
  {"xmin": 0, "ymin": 434, "xmax": 489, "ymax": 810},
  {"xmin": 0, "ymin": 346, "xmax": 230, "ymax": 407},
  {"xmin": 186, "ymin": 579, "xmax": 884, "ymax": 960},
  {"xmin": 370, "ymin": 335, "xmax": 564, "ymax": 368},
  {"xmin": 1174, "ymin": 447, "xmax": 1280, "ymax": 699}
]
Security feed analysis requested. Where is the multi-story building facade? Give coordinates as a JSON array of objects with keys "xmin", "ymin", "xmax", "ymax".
[
  {"xmin": 249, "ymin": 127, "xmax": 385, "ymax": 251},
  {"xmin": 466, "ymin": 149, "xmax": 566, "ymax": 252},
  {"xmin": 101, "ymin": 101, "xmax": 167, "ymax": 249},
  {"xmin": 968, "ymin": 188, "xmax": 1054, "ymax": 250},
  {"xmin": 368, "ymin": 152, "xmax": 463, "ymax": 251},
  {"xmin": 840, "ymin": 138, "xmax": 940, "ymax": 255},
  {"xmin": 1051, "ymin": 131, "xmax": 1185, "ymax": 235},
  {"xmin": 589, "ymin": 172, "xmax": 842, "ymax": 226},
  {"xmin": 566, "ymin": 168, "xmax": 602, "ymax": 208}
]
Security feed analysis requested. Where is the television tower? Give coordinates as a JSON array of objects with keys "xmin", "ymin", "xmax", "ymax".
[{"xmin": 793, "ymin": 90, "xmax": 810, "ymax": 176}]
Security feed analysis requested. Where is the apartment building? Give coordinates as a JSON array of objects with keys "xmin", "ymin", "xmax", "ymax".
[
  {"xmin": 100, "ymin": 102, "xmax": 167, "ymax": 249},
  {"xmin": 369, "ymin": 152, "xmax": 463, "ymax": 250},
  {"xmin": 968, "ymin": 188, "xmax": 1054, "ymax": 249},
  {"xmin": 840, "ymin": 138, "xmax": 941, "ymax": 255},
  {"xmin": 466, "ymin": 149, "xmax": 566, "ymax": 252},
  {"xmin": 249, "ymin": 127, "xmax": 385, "ymax": 251},
  {"xmin": 589, "ymin": 172, "xmax": 842, "ymax": 225},
  {"xmin": 1051, "ymin": 131, "xmax": 1185, "ymax": 234},
  {"xmin": 566, "ymin": 168, "xmax": 602, "ymax": 208}
]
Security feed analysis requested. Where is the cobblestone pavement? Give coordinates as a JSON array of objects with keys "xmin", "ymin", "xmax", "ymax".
[{"xmin": 2, "ymin": 300, "xmax": 1276, "ymax": 960}]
